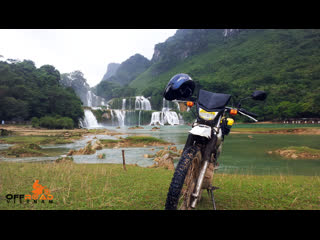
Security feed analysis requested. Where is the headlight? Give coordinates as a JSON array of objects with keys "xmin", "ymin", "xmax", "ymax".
[{"xmin": 199, "ymin": 108, "xmax": 218, "ymax": 121}]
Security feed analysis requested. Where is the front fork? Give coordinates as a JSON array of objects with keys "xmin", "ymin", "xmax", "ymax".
[{"xmin": 190, "ymin": 133, "xmax": 219, "ymax": 208}]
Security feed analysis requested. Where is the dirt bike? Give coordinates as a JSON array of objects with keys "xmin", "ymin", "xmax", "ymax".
[{"xmin": 164, "ymin": 89, "xmax": 267, "ymax": 210}]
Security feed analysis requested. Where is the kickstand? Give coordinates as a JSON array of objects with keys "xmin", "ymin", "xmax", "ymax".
[{"xmin": 207, "ymin": 185, "xmax": 219, "ymax": 210}]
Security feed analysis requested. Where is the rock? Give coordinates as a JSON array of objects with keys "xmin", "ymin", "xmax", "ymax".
[
  {"xmin": 97, "ymin": 153, "xmax": 106, "ymax": 159},
  {"xmin": 169, "ymin": 146, "xmax": 177, "ymax": 152},
  {"xmin": 55, "ymin": 156, "xmax": 73, "ymax": 163},
  {"xmin": 143, "ymin": 154, "xmax": 155, "ymax": 158},
  {"xmin": 27, "ymin": 143, "xmax": 42, "ymax": 150},
  {"xmin": 64, "ymin": 132, "xmax": 71, "ymax": 138},
  {"xmin": 92, "ymin": 140, "xmax": 103, "ymax": 150},
  {"xmin": 128, "ymin": 126, "xmax": 144, "ymax": 129},
  {"xmin": 102, "ymin": 112, "xmax": 111, "ymax": 119},
  {"xmin": 178, "ymin": 102, "xmax": 188, "ymax": 112},
  {"xmin": 67, "ymin": 149, "xmax": 74, "ymax": 156},
  {"xmin": 71, "ymin": 142, "xmax": 96, "ymax": 155},
  {"xmin": 147, "ymin": 163, "xmax": 158, "ymax": 168},
  {"xmin": 155, "ymin": 150, "xmax": 168, "ymax": 157},
  {"xmin": 156, "ymin": 153, "xmax": 174, "ymax": 170}
]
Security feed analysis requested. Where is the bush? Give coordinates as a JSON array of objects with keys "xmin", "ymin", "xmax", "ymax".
[
  {"xmin": 31, "ymin": 117, "xmax": 40, "ymax": 127},
  {"xmin": 55, "ymin": 117, "xmax": 74, "ymax": 129},
  {"xmin": 38, "ymin": 116, "xmax": 74, "ymax": 129}
]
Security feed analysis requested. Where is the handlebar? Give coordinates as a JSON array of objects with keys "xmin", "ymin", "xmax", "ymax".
[
  {"xmin": 238, "ymin": 108, "xmax": 258, "ymax": 118},
  {"xmin": 226, "ymin": 107, "xmax": 258, "ymax": 122}
]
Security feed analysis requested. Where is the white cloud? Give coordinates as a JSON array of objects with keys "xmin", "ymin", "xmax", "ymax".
[{"xmin": 0, "ymin": 29, "xmax": 177, "ymax": 87}]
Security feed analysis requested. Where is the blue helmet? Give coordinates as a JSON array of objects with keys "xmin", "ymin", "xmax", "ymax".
[{"xmin": 163, "ymin": 73, "xmax": 195, "ymax": 101}]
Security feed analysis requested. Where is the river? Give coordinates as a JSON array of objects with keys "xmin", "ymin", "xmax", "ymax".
[{"xmin": 1, "ymin": 124, "xmax": 320, "ymax": 176}]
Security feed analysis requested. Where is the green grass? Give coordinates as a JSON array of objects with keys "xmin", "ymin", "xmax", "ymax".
[
  {"xmin": 2, "ymin": 144, "xmax": 46, "ymax": 157},
  {"xmin": 0, "ymin": 162, "xmax": 172, "ymax": 210},
  {"xmin": 231, "ymin": 128, "xmax": 289, "ymax": 133},
  {"xmin": 99, "ymin": 136, "xmax": 168, "ymax": 148},
  {"xmin": 99, "ymin": 139, "xmax": 121, "ymax": 144},
  {"xmin": 124, "ymin": 136, "xmax": 167, "ymax": 144},
  {"xmin": 284, "ymin": 146, "xmax": 320, "ymax": 154},
  {"xmin": 231, "ymin": 127, "xmax": 320, "ymax": 133},
  {"xmin": 0, "ymin": 136, "xmax": 73, "ymax": 145},
  {"xmin": 197, "ymin": 173, "xmax": 320, "ymax": 210},
  {"xmin": 1, "ymin": 162, "xmax": 319, "ymax": 210},
  {"xmin": 0, "ymin": 143, "xmax": 68, "ymax": 158}
]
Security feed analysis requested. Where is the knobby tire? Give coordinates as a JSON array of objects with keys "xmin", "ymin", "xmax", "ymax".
[{"xmin": 165, "ymin": 145, "xmax": 200, "ymax": 210}]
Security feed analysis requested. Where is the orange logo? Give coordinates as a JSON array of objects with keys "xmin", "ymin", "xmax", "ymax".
[{"xmin": 25, "ymin": 180, "xmax": 53, "ymax": 202}]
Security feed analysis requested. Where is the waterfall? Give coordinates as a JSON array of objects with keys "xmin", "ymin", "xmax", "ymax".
[
  {"xmin": 87, "ymin": 91, "xmax": 93, "ymax": 107},
  {"xmin": 80, "ymin": 109, "xmax": 101, "ymax": 129},
  {"xmin": 105, "ymin": 96, "xmax": 152, "ymax": 127},
  {"xmin": 80, "ymin": 95, "xmax": 181, "ymax": 127},
  {"xmin": 150, "ymin": 98, "xmax": 180, "ymax": 126},
  {"xmin": 122, "ymin": 99, "xmax": 126, "ymax": 110},
  {"xmin": 113, "ymin": 109, "xmax": 126, "ymax": 127},
  {"xmin": 85, "ymin": 90, "xmax": 108, "ymax": 108},
  {"xmin": 150, "ymin": 111, "xmax": 180, "ymax": 126},
  {"xmin": 164, "ymin": 111, "xmax": 180, "ymax": 125},
  {"xmin": 135, "ymin": 96, "xmax": 152, "ymax": 110},
  {"xmin": 138, "ymin": 110, "xmax": 142, "ymax": 126},
  {"xmin": 175, "ymin": 101, "xmax": 180, "ymax": 111},
  {"xmin": 110, "ymin": 109, "xmax": 114, "ymax": 125},
  {"xmin": 150, "ymin": 112, "xmax": 163, "ymax": 126}
]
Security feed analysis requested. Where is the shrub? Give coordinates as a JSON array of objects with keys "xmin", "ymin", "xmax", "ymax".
[
  {"xmin": 38, "ymin": 116, "xmax": 74, "ymax": 129},
  {"xmin": 31, "ymin": 117, "xmax": 40, "ymax": 127}
]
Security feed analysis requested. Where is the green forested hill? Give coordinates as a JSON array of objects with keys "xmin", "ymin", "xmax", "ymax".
[
  {"xmin": 0, "ymin": 60, "xmax": 84, "ymax": 126},
  {"xmin": 92, "ymin": 54, "xmax": 151, "ymax": 101},
  {"xmin": 129, "ymin": 29, "xmax": 320, "ymax": 120}
]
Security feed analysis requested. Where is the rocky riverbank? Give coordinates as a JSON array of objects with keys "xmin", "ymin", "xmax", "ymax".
[{"xmin": 268, "ymin": 146, "xmax": 320, "ymax": 160}]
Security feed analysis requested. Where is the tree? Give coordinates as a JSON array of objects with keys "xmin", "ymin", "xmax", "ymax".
[{"xmin": 0, "ymin": 60, "xmax": 84, "ymax": 126}]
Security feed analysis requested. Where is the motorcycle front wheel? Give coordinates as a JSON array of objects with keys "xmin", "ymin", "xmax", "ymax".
[{"xmin": 165, "ymin": 145, "xmax": 202, "ymax": 210}]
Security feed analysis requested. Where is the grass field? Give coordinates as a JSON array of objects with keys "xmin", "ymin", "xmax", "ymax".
[{"xmin": 1, "ymin": 161, "xmax": 319, "ymax": 210}]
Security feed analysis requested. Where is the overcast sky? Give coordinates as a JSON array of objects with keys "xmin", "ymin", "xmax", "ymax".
[{"xmin": 0, "ymin": 29, "xmax": 177, "ymax": 87}]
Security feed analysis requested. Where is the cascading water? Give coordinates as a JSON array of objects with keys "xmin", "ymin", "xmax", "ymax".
[
  {"xmin": 104, "ymin": 96, "xmax": 153, "ymax": 127},
  {"xmin": 150, "ymin": 98, "xmax": 180, "ymax": 126},
  {"xmin": 135, "ymin": 96, "xmax": 152, "ymax": 110},
  {"xmin": 87, "ymin": 91, "xmax": 93, "ymax": 107},
  {"xmin": 82, "ymin": 95, "xmax": 181, "ymax": 127},
  {"xmin": 113, "ymin": 109, "xmax": 126, "ymax": 127},
  {"xmin": 80, "ymin": 109, "xmax": 101, "ymax": 129},
  {"xmin": 122, "ymin": 99, "xmax": 126, "ymax": 110}
]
